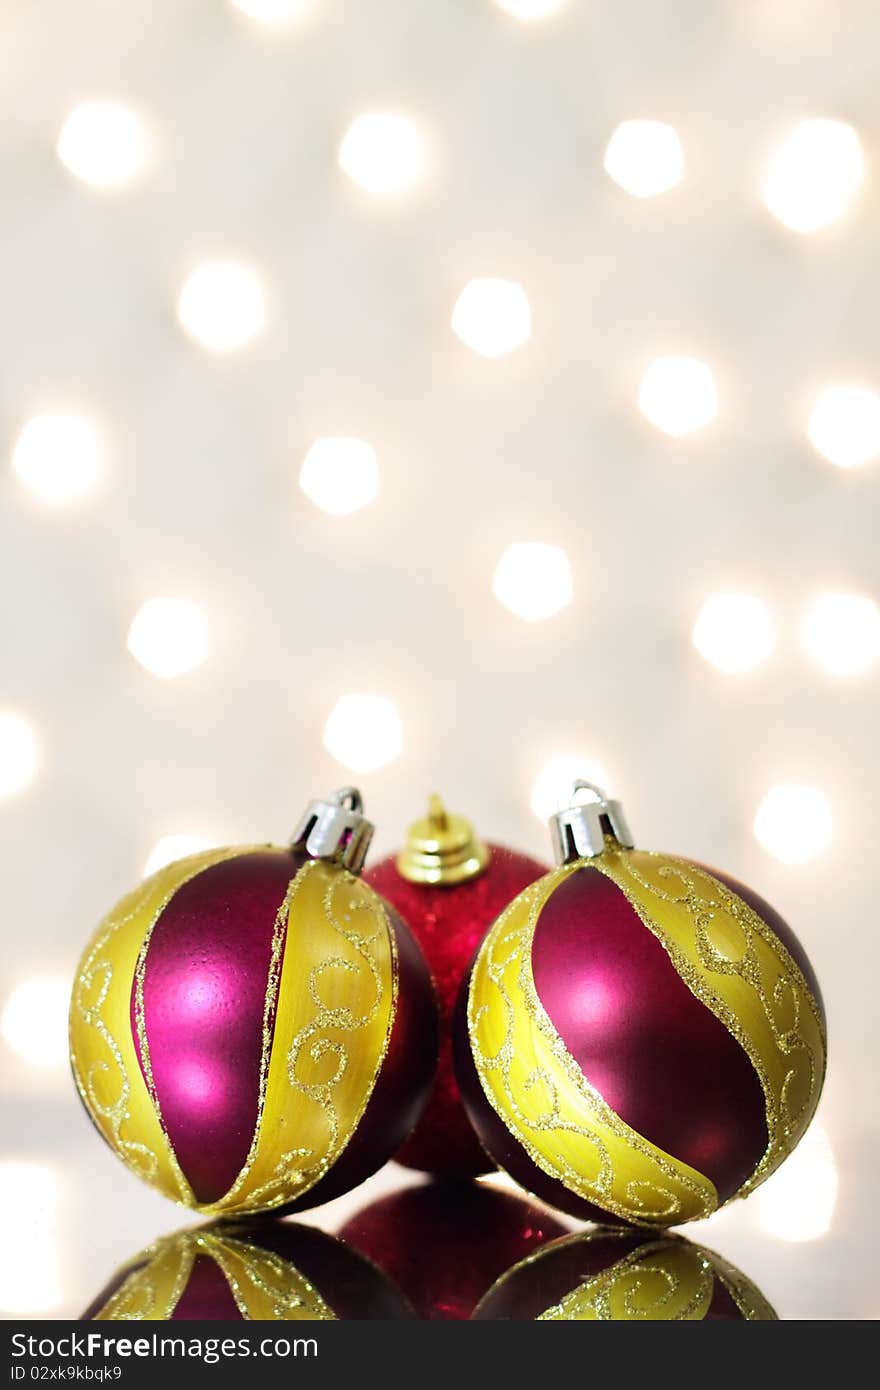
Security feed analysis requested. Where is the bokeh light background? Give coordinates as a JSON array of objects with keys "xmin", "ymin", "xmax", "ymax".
[{"xmin": 1, "ymin": 0, "xmax": 878, "ymax": 1319}]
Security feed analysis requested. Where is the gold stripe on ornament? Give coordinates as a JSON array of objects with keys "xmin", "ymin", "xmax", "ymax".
[
  {"xmin": 467, "ymin": 864, "xmax": 719, "ymax": 1226},
  {"xmin": 69, "ymin": 847, "xmax": 254, "ymax": 1208},
  {"xmin": 92, "ymin": 1228, "xmax": 335, "ymax": 1320},
  {"xmin": 198, "ymin": 1231, "xmax": 335, "ymax": 1319},
  {"xmin": 205, "ymin": 860, "xmax": 398, "ymax": 1216},
  {"xmin": 594, "ymin": 846, "xmax": 826, "ymax": 1196},
  {"xmin": 93, "ymin": 1233, "xmax": 197, "ymax": 1320},
  {"xmin": 537, "ymin": 1236, "xmax": 715, "ymax": 1321}
]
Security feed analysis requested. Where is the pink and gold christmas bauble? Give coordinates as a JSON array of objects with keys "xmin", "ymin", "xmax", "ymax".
[
  {"xmin": 364, "ymin": 796, "xmax": 546, "ymax": 1177},
  {"xmin": 70, "ymin": 789, "xmax": 438, "ymax": 1216},
  {"xmin": 82, "ymin": 1219, "xmax": 414, "ymax": 1320},
  {"xmin": 454, "ymin": 782, "xmax": 826, "ymax": 1226},
  {"xmin": 473, "ymin": 1226, "xmax": 777, "ymax": 1320}
]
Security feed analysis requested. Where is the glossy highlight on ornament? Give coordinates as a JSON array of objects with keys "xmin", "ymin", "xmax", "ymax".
[
  {"xmin": 454, "ymin": 780, "xmax": 826, "ymax": 1225},
  {"xmin": 81, "ymin": 1218, "xmax": 414, "ymax": 1320},
  {"xmin": 69, "ymin": 788, "xmax": 438, "ymax": 1216},
  {"xmin": 365, "ymin": 795, "xmax": 547, "ymax": 1177},
  {"xmin": 473, "ymin": 1226, "xmax": 777, "ymax": 1320}
]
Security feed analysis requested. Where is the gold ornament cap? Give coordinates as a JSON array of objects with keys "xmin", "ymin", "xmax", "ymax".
[{"xmin": 397, "ymin": 794, "xmax": 489, "ymax": 886}]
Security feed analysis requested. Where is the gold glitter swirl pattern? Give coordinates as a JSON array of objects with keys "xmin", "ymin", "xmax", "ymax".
[
  {"xmin": 537, "ymin": 1238, "xmax": 715, "ymax": 1321},
  {"xmin": 595, "ymin": 846, "xmax": 826, "ymax": 1196},
  {"xmin": 467, "ymin": 864, "xmax": 719, "ymax": 1226}
]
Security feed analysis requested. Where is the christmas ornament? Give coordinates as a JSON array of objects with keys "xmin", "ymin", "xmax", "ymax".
[
  {"xmin": 364, "ymin": 795, "xmax": 546, "ymax": 1176},
  {"xmin": 81, "ymin": 1219, "xmax": 414, "ymax": 1320},
  {"xmin": 473, "ymin": 1226, "xmax": 777, "ymax": 1320},
  {"xmin": 69, "ymin": 787, "xmax": 438, "ymax": 1217},
  {"xmin": 339, "ymin": 1179, "xmax": 568, "ymax": 1319},
  {"xmin": 454, "ymin": 780, "xmax": 826, "ymax": 1226}
]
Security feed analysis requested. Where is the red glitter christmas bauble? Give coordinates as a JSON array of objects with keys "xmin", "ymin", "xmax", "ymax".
[
  {"xmin": 339, "ymin": 1181, "xmax": 568, "ymax": 1319},
  {"xmin": 364, "ymin": 798, "xmax": 546, "ymax": 1177}
]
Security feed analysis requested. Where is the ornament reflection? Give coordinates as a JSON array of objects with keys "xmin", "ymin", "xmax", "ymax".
[
  {"xmin": 340, "ymin": 1180, "xmax": 567, "ymax": 1319},
  {"xmin": 82, "ymin": 1219, "xmax": 414, "ymax": 1320},
  {"xmin": 473, "ymin": 1226, "xmax": 778, "ymax": 1320}
]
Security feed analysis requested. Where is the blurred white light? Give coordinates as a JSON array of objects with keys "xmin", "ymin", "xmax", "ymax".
[
  {"xmin": 492, "ymin": 542, "xmax": 573, "ymax": 622},
  {"xmin": 177, "ymin": 261, "xmax": 267, "ymax": 352},
  {"xmin": 127, "ymin": 598, "xmax": 209, "ymax": 679},
  {"xmin": 57, "ymin": 101, "xmax": 149, "ymax": 190},
  {"xmin": 751, "ymin": 1121, "xmax": 838, "ymax": 1242},
  {"xmin": 493, "ymin": 0, "xmax": 568, "ymax": 19},
  {"xmin": 452, "ymin": 279, "xmax": 532, "ymax": 358},
  {"xmin": 323, "ymin": 694, "xmax": 403, "ymax": 773},
  {"xmin": 692, "ymin": 594, "xmax": 774, "ymax": 674},
  {"xmin": 0, "ymin": 1162, "xmax": 59, "ymax": 1215},
  {"xmin": 0, "ymin": 1161, "xmax": 62, "ymax": 1314},
  {"xmin": 638, "ymin": 356, "xmax": 718, "ymax": 437},
  {"xmin": 808, "ymin": 385, "xmax": 880, "ymax": 469},
  {"xmin": 338, "ymin": 114, "xmax": 424, "ymax": 196},
  {"xmin": 530, "ymin": 756, "xmax": 612, "ymax": 823},
  {"xmin": 763, "ymin": 119, "xmax": 863, "ymax": 233},
  {"xmin": 800, "ymin": 592, "xmax": 880, "ymax": 678},
  {"xmin": 144, "ymin": 834, "xmax": 218, "ymax": 878},
  {"xmin": 1, "ymin": 976, "xmax": 69, "ymax": 1068},
  {"xmin": 0, "ymin": 1244, "xmax": 62, "ymax": 1314},
  {"xmin": 12, "ymin": 412, "xmax": 101, "ymax": 505},
  {"xmin": 604, "ymin": 121, "xmax": 685, "ymax": 198},
  {"xmin": 299, "ymin": 438, "xmax": 380, "ymax": 516},
  {"xmin": 0, "ymin": 713, "xmax": 38, "ymax": 799},
  {"xmin": 753, "ymin": 785, "xmax": 832, "ymax": 865},
  {"xmin": 230, "ymin": 0, "xmax": 309, "ymax": 20}
]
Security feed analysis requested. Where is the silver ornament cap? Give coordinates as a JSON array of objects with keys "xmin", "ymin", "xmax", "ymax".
[
  {"xmin": 549, "ymin": 779, "xmax": 634, "ymax": 865},
  {"xmin": 291, "ymin": 786, "xmax": 374, "ymax": 874}
]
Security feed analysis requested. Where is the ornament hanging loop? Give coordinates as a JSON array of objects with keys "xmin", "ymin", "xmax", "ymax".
[
  {"xmin": 291, "ymin": 786, "xmax": 374, "ymax": 873},
  {"xmin": 549, "ymin": 780, "xmax": 634, "ymax": 865}
]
